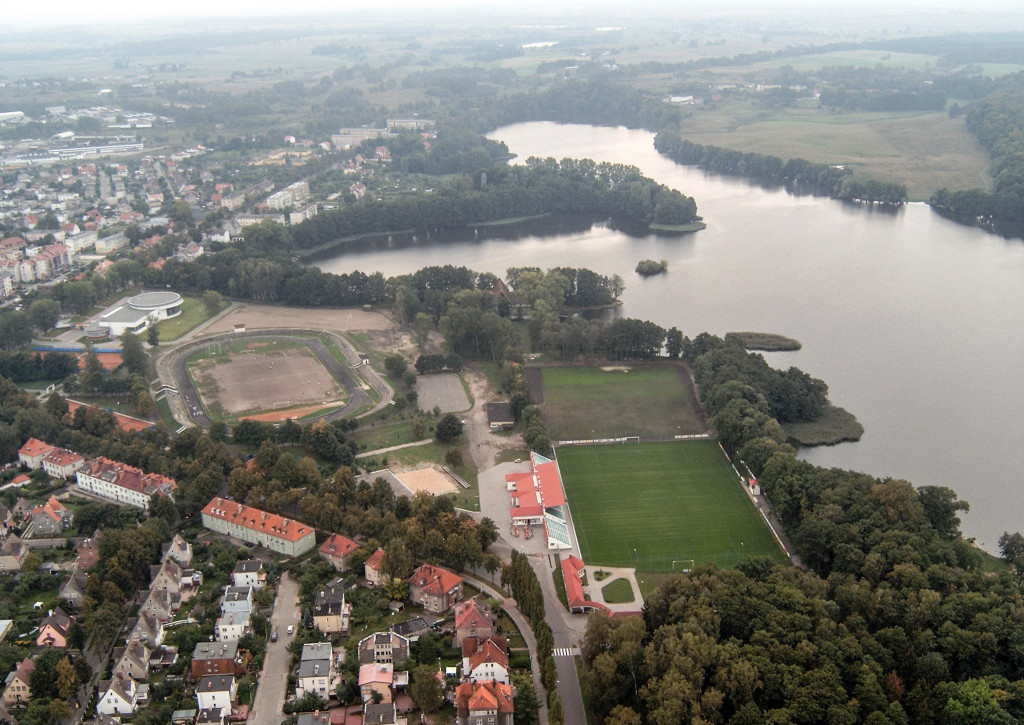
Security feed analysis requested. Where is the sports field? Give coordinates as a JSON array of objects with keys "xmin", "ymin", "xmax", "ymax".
[
  {"xmin": 539, "ymin": 364, "xmax": 705, "ymax": 441},
  {"xmin": 557, "ymin": 440, "xmax": 785, "ymax": 571}
]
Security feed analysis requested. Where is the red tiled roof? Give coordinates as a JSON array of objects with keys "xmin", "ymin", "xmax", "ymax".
[
  {"xmin": 33, "ymin": 496, "xmax": 67, "ymax": 523},
  {"xmin": 462, "ymin": 637, "xmax": 508, "ymax": 672},
  {"xmin": 202, "ymin": 497, "xmax": 312, "ymax": 543},
  {"xmin": 364, "ymin": 548, "xmax": 385, "ymax": 571},
  {"xmin": 320, "ymin": 533, "xmax": 358, "ymax": 558},
  {"xmin": 19, "ymin": 437, "xmax": 55, "ymax": 458},
  {"xmin": 409, "ymin": 564, "xmax": 462, "ymax": 597},
  {"xmin": 456, "ymin": 681, "xmax": 514, "ymax": 715},
  {"xmin": 44, "ymin": 448, "xmax": 83, "ymax": 468},
  {"xmin": 454, "ymin": 598, "xmax": 491, "ymax": 631},
  {"xmin": 82, "ymin": 457, "xmax": 177, "ymax": 496},
  {"xmin": 561, "ymin": 556, "xmax": 608, "ymax": 613}
]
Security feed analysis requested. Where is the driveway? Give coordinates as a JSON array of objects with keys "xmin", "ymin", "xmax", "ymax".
[{"xmin": 248, "ymin": 572, "xmax": 300, "ymax": 725}]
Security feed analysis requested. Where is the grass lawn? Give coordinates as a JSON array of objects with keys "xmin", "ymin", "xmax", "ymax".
[
  {"xmin": 557, "ymin": 440, "xmax": 785, "ymax": 571},
  {"xmin": 155, "ymin": 297, "xmax": 225, "ymax": 342},
  {"xmin": 540, "ymin": 363, "xmax": 704, "ymax": 441},
  {"xmin": 353, "ymin": 420, "xmax": 420, "ymax": 451},
  {"xmin": 600, "ymin": 578, "xmax": 635, "ymax": 604}
]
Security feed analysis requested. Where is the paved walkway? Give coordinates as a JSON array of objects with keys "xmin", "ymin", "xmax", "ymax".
[
  {"xmin": 248, "ymin": 572, "xmax": 299, "ymax": 725},
  {"xmin": 582, "ymin": 565, "xmax": 643, "ymax": 612},
  {"xmin": 354, "ymin": 438, "xmax": 432, "ymax": 459}
]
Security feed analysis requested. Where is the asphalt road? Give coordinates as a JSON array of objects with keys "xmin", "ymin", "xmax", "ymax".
[{"xmin": 248, "ymin": 572, "xmax": 300, "ymax": 725}]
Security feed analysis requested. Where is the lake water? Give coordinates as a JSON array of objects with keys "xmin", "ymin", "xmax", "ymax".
[{"xmin": 317, "ymin": 122, "xmax": 1024, "ymax": 551}]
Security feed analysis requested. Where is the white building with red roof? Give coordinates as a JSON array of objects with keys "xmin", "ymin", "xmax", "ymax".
[
  {"xmin": 18, "ymin": 438, "xmax": 55, "ymax": 469},
  {"xmin": 30, "ymin": 495, "xmax": 73, "ymax": 536},
  {"xmin": 506, "ymin": 451, "xmax": 573, "ymax": 550},
  {"xmin": 319, "ymin": 533, "xmax": 359, "ymax": 572},
  {"xmin": 408, "ymin": 564, "xmax": 463, "ymax": 614},
  {"xmin": 201, "ymin": 497, "xmax": 315, "ymax": 557},
  {"xmin": 76, "ymin": 457, "xmax": 177, "ymax": 511},
  {"xmin": 364, "ymin": 548, "xmax": 385, "ymax": 587},
  {"xmin": 461, "ymin": 636, "xmax": 509, "ymax": 684},
  {"xmin": 561, "ymin": 556, "xmax": 608, "ymax": 615},
  {"xmin": 42, "ymin": 447, "xmax": 85, "ymax": 479},
  {"xmin": 455, "ymin": 681, "xmax": 514, "ymax": 725}
]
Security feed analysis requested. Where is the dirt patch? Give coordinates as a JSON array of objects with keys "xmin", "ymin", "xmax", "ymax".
[
  {"xmin": 601, "ymin": 366, "xmax": 631, "ymax": 372},
  {"xmin": 416, "ymin": 374, "xmax": 471, "ymax": 413},
  {"xmin": 673, "ymin": 362, "xmax": 710, "ymax": 432},
  {"xmin": 200, "ymin": 304, "xmax": 393, "ymax": 335},
  {"xmin": 397, "ymin": 467, "xmax": 459, "ymax": 495},
  {"xmin": 190, "ymin": 348, "xmax": 345, "ymax": 416},
  {"xmin": 524, "ymin": 366, "xmax": 544, "ymax": 405}
]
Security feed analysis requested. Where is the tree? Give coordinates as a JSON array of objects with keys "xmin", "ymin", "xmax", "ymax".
[
  {"xmin": 382, "ymin": 539, "xmax": 413, "ymax": 581},
  {"xmin": 384, "ymin": 354, "xmax": 407, "ymax": 378},
  {"xmin": 202, "ymin": 290, "xmax": 223, "ymax": 316},
  {"xmin": 208, "ymin": 420, "xmax": 228, "ymax": 443},
  {"xmin": 413, "ymin": 312, "xmax": 432, "ymax": 348},
  {"xmin": 120, "ymin": 330, "xmax": 148, "ymax": 376},
  {"xmin": 998, "ymin": 531, "xmax": 1024, "ymax": 563},
  {"xmin": 29, "ymin": 298, "xmax": 61, "ymax": 333},
  {"xmin": 410, "ymin": 664, "xmax": 444, "ymax": 713},
  {"xmin": 445, "ymin": 448, "xmax": 464, "ymax": 468},
  {"xmin": 147, "ymin": 323, "xmax": 160, "ymax": 347},
  {"xmin": 45, "ymin": 392, "xmax": 68, "ymax": 419},
  {"xmin": 55, "ymin": 656, "xmax": 78, "ymax": 700},
  {"xmin": 435, "ymin": 413, "xmax": 463, "ymax": 443},
  {"xmin": 666, "ymin": 327, "xmax": 684, "ymax": 359}
]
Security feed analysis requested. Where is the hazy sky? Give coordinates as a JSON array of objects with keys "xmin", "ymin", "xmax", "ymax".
[{"xmin": 8, "ymin": 0, "xmax": 1023, "ymax": 28}]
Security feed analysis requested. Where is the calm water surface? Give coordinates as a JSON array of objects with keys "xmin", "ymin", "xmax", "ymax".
[{"xmin": 317, "ymin": 122, "xmax": 1024, "ymax": 550}]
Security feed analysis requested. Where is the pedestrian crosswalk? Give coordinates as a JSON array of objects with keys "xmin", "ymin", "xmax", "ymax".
[{"xmin": 552, "ymin": 647, "xmax": 580, "ymax": 657}]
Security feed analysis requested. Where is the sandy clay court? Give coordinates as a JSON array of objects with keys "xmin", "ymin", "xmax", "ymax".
[
  {"xmin": 201, "ymin": 303, "xmax": 393, "ymax": 335},
  {"xmin": 189, "ymin": 348, "xmax": 346, "ymax": 417},
  {"xmin": 396, "ymin": 467, "xmax": 459, "ymax": 495}
]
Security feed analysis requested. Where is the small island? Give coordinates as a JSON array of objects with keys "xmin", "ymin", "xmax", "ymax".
[
  {"xmin": 636, "ymin": 259, "xmax": 668, "ymax": 277},
  {"xmin": 725, "ymin": 331, "xmax": 802, "ymax": 351}
]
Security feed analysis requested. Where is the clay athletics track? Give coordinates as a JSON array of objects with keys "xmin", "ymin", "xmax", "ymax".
[{"xmin": 168, "ymin": 332, "xmax": 371, "ymax": 427}]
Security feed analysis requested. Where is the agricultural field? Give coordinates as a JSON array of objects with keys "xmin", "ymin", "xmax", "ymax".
[
  {"xmin": 557, "ymin": 440, "xmax": 785, "ymax": 571},
  {"xmin": 538, "ymin": 363, "xmax": 705, "ymax": 441}
]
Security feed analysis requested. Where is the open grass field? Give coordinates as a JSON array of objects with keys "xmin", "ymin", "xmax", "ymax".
[
  {"xmin": 187, "ymin": 341, "xmax": 346, "ymax": 419},
  {"xmin": 539, "ymin": 363, "xmax": 705, "ymax": 441},
  {"xmin": 557, "ymin": 440, "xmax": 785, "ymax": 571},
  {"xmin": 671, "ymin": 101, "xmax": 991, "ymax": 201},
  {"xmin": 156, "ymin": 296, "xmax": 225, "ymax": 342}
]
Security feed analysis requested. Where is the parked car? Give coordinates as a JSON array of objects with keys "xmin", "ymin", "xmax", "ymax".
[
  {"xmin": 286, "ymin": 625, "xmax": 294, "ymax": 635},
  {"xmin": 270, "ymin": 629, "xmax": 278, "ymax": 642}
]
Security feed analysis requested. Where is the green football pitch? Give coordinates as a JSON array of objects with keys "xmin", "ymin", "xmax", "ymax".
[{"xmin": 556, "ymin": 440, "xmax": 786, "ymax": 571}]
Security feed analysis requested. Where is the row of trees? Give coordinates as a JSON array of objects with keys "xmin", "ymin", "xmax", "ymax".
[{"xmin": 654, "ymin": 132, "xmax": 907, "ymax": 205}]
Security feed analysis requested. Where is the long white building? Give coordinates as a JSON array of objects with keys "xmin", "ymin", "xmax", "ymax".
[
  {"xmin": 201, "ymin": 497, "xmax": 316, "ymax": 557},
  {"xmin": 76, "ymin": 457, "xmax": 177, "ymax": 510}
]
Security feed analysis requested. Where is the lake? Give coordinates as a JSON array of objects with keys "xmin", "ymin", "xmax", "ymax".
[{"xmin": 316, "ymin": 121, "xmax": 1024, "ymax": 551}]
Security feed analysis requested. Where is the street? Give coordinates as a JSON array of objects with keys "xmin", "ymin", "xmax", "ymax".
[{"xmin": 247, "ymin": 571, "xmax": 300, "ymax": 725}]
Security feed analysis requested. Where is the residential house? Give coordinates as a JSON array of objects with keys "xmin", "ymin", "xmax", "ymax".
[
  {"xmin": 357, "ymin": 632, "xmax": 409, "ymax": 667},
  {"xmin": 195, "ymin": 675, "xmax": 236, "ymax": 713},
  {"xmin": 391, "ymin": 617, "xmax": 430, "ymax": 643},
  {"xmin": 455, "ymin": 681, "xmax": 514, "ymax": 725},
  {"xmin": 36, "ymin": 607, "xmax": 73, "ymax": 648},
  {"xmin": 318, "ymin": 533, "xmax": 359, "ymax": 572},
  {"xmin": 358, "ymin": 663, "xmax": 393, "ymax": 704},
  {"xmin": 215, "ymin": 611, "xmax": 251, "ymax": 642},
  {"xmin": 220, "ymin": 586, "xmax": 253, "ymax": 614},
  {"xmin": 149, "ymin": 558, "xmax": 183, "ymax": 595},
  {"xmin": 76, "ymin": 457, "xmax": 177, "ymax": 511},
  {"xmin": 162, "ymin": 533, "xmax": 192, "ymax": 568},
  {"xmin": 313, "ymin": 587, "xmax": 351, "ymax": 636},
  {"xmin": 364, "ymin": 702, "xmax": 407, "ymax": 725},
  {"xmin": 298, "ymin": 712, "xmax": 331, "ymax": 725},
  {"xmin": 77, "ymin": 531, "xmax": 102, "ymax": 570},
  {"xmin": 41, "ymin": 448, "xmax": 85, "ymax": 479},
  {"xmin": 484, "ymin": 402, "xmax": 514, "ymax": 432},
  {"xmin": 2, "ymin": 658, "xmax": 34, "ymax": 707},
  {"xmin": 201, "ymin": 497, "xmax": 315, "ymax": 557},
  {"xmin": 29, "ymin": 496, "xmax": 73, "ymax": 536},
  {"xmin": 364, "ymin": 548, "xmax": 385, "ymax": 587},
  {"xmin": 231, "ymin": 560, "xmax": 265, "ymax": 590},
  {"xmin": 296, "ymin": 643, "xmax": 336, "ymax": 699},
  {"xmin": 408, "ymin": 564, "xmax": 463, "ymax": 614},
  {"xmin": 97, "ymin": 673, "xmax": 138, "ymax": 716},
  {"xmin": 17, "ymin": 438, "xmax": 54, "ymax": 468},
  {"xmin": 11, "ymin": 498, "xmax": 32, "ymax": 521},
  {"xmin": 191, "ymin": 641, "xmax": 243, "ymax": 680},
  {"xmin": 60, "ymin": 569, "xmax": 89, "ymax": 609},
  {"xmin": 129, "ymin": 611, "xmax": 165, "ymax": 649},
  {"xmin": 461, "ymin": 637, "xmax": 510, "ymax": 684},
  {"xmin": 454, "ymin": 598, "xmax": 495, "ymax": 647},
  {"xmin": 139, "ymin": 588, "xmax": 180, "ymax": 623},
  {"xmin": 196, "ymin": 708, "xmax": 225, "ymax": 725},
  {"xmin": 113, "ymin": 640, "xmax": 151, "ymax": 681},
  {"xmin": 0, "ymin": 535, "xmax": 28, "ymax": 572},
  {"xmin": 0, "ymin": 505, "xmax": 11, "ymax": 536}
]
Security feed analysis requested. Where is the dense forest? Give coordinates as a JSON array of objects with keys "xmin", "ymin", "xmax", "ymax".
[
  {"xmin": 654, "ymin": 132, "xmax": 908, "ymax": 205},
  {"xmin": 930, "ymin": 73, "xmax": 1024, "ymax": 227},
  {"xmin": 290, "ymin": 157, "xmax": 698, "ymax": 250}
]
